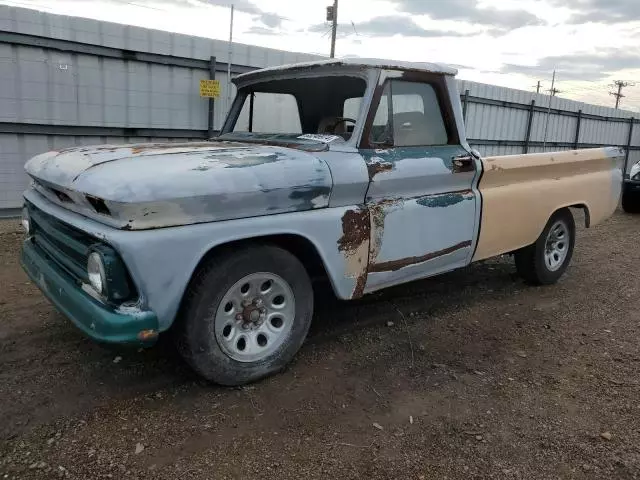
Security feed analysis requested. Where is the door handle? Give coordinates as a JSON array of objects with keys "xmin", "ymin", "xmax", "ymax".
[{"xmin": 451, "ymin": 154, "xmax": 474, "ymax": 172}]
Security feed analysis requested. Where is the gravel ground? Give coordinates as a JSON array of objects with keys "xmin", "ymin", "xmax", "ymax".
[{"xmin": 1, "ymin": 211, "xmax": 639, "ymax": 480}]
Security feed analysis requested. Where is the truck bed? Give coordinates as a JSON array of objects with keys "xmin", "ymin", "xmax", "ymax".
[{"xmin": 473, "ymin": 147, "xmax": 624, "ymax": 261}]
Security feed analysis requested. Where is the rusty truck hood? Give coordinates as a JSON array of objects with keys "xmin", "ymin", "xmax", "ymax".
[{"xmin": 24, "ymin": 141, "xmax": 333, "ymax": 230}]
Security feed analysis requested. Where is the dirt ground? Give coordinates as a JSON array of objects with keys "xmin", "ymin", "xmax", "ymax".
[{"xmin": 1, "ymin": 211, "xmax": 639, "ymax": 480}]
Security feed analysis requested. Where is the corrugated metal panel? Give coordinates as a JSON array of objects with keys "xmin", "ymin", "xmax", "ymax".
[
  {"xmin": 629, "ymin": 122, "xmax": 640, "ymax": 147},
  {"xmin": 580, "ymin": 118, "xmax": 629, "ymax": 145},
  {"xmin": 529, "ymin": 111, "xmax": 577, "ymax": 143},
  {"xmin": 0, "ymin": 44, "xmax": 235, "ymax": 130},
  {"xmin": 0, "ymin": 5, "xmax": 321, "ymax": 67},
  {"xmin": 465, "ymin": 102, "xmax": 529, "ymax": 141}
]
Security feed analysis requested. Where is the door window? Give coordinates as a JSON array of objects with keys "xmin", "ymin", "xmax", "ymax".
[{"xmin": 369, "ymin": 80, "xmax": 448, "ymax": 147}]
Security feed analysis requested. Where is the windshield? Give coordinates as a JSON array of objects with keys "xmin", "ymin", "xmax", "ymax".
[{"xmin": 221, "ymin": 75, "xmax": 367, "ymax": 143}]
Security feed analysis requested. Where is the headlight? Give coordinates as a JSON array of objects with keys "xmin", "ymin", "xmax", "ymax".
[
  {"xmin": 86, "ymin": 246, "xmax": 132, "ymax": 302},
  {"xmin": 87, "ymin": 252, "xmax": 106, "ymax": 295},
  {"xmin": 21, "ymin": 206, "xmax": 30, "ymax": 234}
]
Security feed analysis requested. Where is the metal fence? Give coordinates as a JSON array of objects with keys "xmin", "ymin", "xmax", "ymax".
[
  {"xmin": 1, "ymin": 5, "xmax": 638, "ymax": 214},
  {"xmin": 458, "ymin": 81, "xmax": 639, "ymax": 171}
]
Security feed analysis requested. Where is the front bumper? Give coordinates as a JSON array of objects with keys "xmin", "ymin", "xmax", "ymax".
[{"xmin": 21, "ymin": 238, "xmax": 159, "ymax": 345}]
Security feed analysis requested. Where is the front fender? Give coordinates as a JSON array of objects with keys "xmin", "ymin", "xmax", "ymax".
[{"xmin": 24, "ymin": 189, "xmax": 365, "ymax": 331}]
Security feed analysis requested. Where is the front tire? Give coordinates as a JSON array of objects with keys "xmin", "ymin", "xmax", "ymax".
[
  {"xmin": 175, "ymin": 245, "xmax": 314, "ymax": 385},
  {"xmin": 514, "ymin": 209, "xmax": 576, "ymax": 285}
]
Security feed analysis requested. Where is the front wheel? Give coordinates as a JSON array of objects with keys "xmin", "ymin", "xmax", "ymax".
[
  {"xmin": 175, "ymin": 245, "xmax": 314, "ymax": 385},
  {"xmin": 514, "ymin": 209, "xmax": 576, "ymax": 285}
]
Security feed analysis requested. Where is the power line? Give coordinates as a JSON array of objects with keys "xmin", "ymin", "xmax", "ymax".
[
  {"xmin": 548, "ymin": 86, "xmax": 561, "ymax": 97},
  {"xmin": 610, "ymin": 80, "xmax": 635, "ymax": 109}
]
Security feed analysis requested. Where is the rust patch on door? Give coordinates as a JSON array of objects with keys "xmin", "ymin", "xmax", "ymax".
[
  {"xmin": 368, "ymin": 240, "xmax": 472, "ymax": 273},
  {"xmin": 368, "ymin": 198, "xmax": 404, "ymax": 265},
  {"xmin": 352, "ymin": 275, "xmax": 367, "ymax": 299},
  {"xmin": 338, "ymin": 208, "xmax": 371, "ymax": 299},
  {"xmin": 367, "ymin": 160, "xmax": 394, "ymax": 179},
  {"xmin": 337, "ymin": 208, "xmax": 370, "ymax": 253},
  {"xmin": 452, "ymin": 157, "xmax": 475, "ymax": 173}
]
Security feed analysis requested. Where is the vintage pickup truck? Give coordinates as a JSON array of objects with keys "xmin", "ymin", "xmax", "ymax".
[{"xmin": 20, "ymin": 59, "xmax": 624, "ymax": 385}]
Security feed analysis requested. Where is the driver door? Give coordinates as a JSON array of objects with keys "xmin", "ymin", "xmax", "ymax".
[{"xmin": 359, "ymin": 70, "xmax": 481, "ymax": 292}]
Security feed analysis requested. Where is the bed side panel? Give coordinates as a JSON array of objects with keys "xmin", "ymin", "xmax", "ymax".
[{"xmin": 473, "ymin": 148, "xmax": 623, "ymax": 261}]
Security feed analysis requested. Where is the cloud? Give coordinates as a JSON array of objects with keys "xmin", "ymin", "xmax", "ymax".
[
  {"xmin": 258, "ymin": 12, "xmax": 282, "ymax": 28},
  {"xmin": 199, "ymin": 0, "xmax": 286, "ymax": 27},
  {"xmin": 122, "ymin": 0, "xmax": 286, "ymax": 28},
  {"xmin": 245, "ymin": 26, "xmax": 278, "ymax": 36},
  {"xmin": 308, "ymin": 15, "xmax": 474, "ymax": 39},
  {"xmin": 501, "ymin": 50, "xmax": 640, "ymax": 81},
  {"xmin": 551, "ymin": 0, "xmax": 640, "ymax": 24},
  {"xmin": 388, "ymin": 0, "xmax": 543, "ymax": 30}
]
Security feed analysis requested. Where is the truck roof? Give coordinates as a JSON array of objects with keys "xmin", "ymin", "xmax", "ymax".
[{"xmin": 234, "ymin": 58, "xmax": 458, "ymax": 83}]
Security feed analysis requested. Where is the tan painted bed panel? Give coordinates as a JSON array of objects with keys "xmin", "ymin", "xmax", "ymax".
[{"xmin": 472, "ymin": 148, "xmax": 623, "ymax": 262}]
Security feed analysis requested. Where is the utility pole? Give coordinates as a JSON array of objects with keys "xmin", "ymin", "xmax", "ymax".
[
  {"xmin": 542, "ymin": 69, "xmax": 556, "ymax": 151},
  {"xmin": 226, "ymin": 4, "xmax": 234, "ymax": 116},
  {"xmin": 548, "ymin": 87, "xmax": 561, "ymax": 97},
  {"xmin": 533, "ymin": 80, "xmax": 542, "ymax": 94},
  {"xmin": 610, "ymin": 80, "xmax": 633, "ymax": 109},
  {"xmin": 327, "ymin": 0, "xmax": 338, "ymax": 58}
]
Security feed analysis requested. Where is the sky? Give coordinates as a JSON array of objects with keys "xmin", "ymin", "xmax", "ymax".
[{"xmin": 3, "ymin": 0, "xmax": 640, "ymax": 111}]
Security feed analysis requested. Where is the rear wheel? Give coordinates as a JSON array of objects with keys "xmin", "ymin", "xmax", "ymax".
[
  {"xmin": 622, "ymin": 184, "xmax": 640, "ymax": 213},
  {"xmin": 514, "ymin": 209, "xmax": 575, "ymax": 285},
  {"xmin": 175, "ymin": 245, "xmax": 314, "ymax": 385}
]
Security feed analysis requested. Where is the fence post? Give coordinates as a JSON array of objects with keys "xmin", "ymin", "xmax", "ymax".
[
  {"xmin": 574, "ymin": 110, "xmax": 582, "ymax": 150},
  {"xmin": 207, "ymin": 56, "xmax": 217, "ymax": 138},
  {"xmin": 462, "ymin": 89, "xmax": 469, "ymax": 125},
  {"xmin": 523, "ymin": 99, "xmax": 535, "ymax": 154},
  {"xmin": 624, "ymin": 117, "xmax": 634, "ymax": 177}
]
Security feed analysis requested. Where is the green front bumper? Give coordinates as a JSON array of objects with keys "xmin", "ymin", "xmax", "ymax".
[{"xmin": 21, "ymin": 238, "xmax": 159, "ymax": 346}]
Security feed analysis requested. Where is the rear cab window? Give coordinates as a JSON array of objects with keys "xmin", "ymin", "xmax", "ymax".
[
  {"xmin": 235, "ymin": 93, "xmax": 302, "ymax": 134},
  {"xmin": 224, "ymin": 75, "xmax": 368, "ymax": 142}
]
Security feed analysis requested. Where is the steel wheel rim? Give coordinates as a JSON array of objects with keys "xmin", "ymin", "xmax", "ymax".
[
  {"xmin": 544, "ymin": 220, "xmax": 569, "ymax": 272},
  {"xmin": 214, "ymin": 272, "xmax": 295, "ymax": 363}
]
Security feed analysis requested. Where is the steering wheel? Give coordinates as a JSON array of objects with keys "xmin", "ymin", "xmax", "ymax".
[{"xmin": 330, "ymin": 117, "xmax": 357, "ymax": 132}]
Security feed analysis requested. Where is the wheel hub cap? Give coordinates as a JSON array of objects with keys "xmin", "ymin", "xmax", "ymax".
[
  {"xmin": 214, "ymin": 272, "xmax": 295, "ymax": 363},
  {"xmin": 544, "ymin": 220, "xmax": 569, "ymax": 272}
]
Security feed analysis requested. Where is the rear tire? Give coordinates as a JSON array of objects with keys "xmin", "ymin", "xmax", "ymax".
[
  {"xmin": 514, "ymin": 209, "xmax": 575, "ymax": 285},
  {"xmin": 175, "ymin": 244, "xmax": 313, "ymax": 385},
  {"xmin": 622, "ymin": 185, "xmax": 640, "ymax": 213}
]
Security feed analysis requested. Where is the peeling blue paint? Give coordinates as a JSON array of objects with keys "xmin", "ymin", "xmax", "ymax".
[
  {"xmin": 288, "ymin": 186, "xmax": 332, "ymax": 210},
  {"xmin": 361, "ymin": 145, "xmax": 467, "ymax": 175},
  {"xmin": 26, "ymin": 141, "xmax": 334, "ymax": 229}
]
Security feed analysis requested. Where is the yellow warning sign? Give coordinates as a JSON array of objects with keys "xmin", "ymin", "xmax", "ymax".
[{"xmin": 199, "ymin": 79, "xmax": 221, "ymax": 98}]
